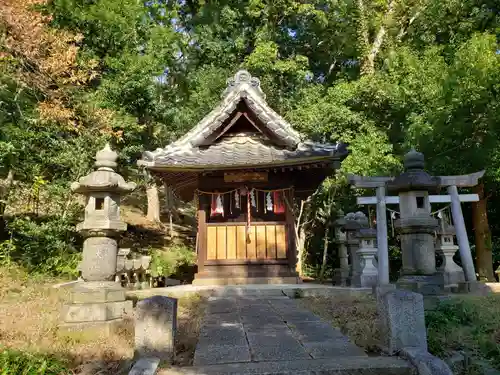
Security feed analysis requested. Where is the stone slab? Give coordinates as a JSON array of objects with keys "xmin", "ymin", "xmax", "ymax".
[
  {"xmin": 127, "ymin": 283, "xmax": 372, "ymax": 300},
  {"xmin": 400, "ymin": 347, "xmax": 452, "ymax": 375},
  {"xmin": 243, "ymin": 322, "xmax": 290, "ymax": 333},
  {"xmin": 303, "ymin": 341, "xmax": 367, "ymax": 358},
  {"xmin": 198, "ymin": 323, "xmax": 247, "ymax": 347},
  {"xmin": 396, "ymin": 275, "xmax": 445, "ymax": 296},
  {"xmin": 164, "ymin": 356, "xmax": 416, "ymax": 375},
  {"xmin": 70, "ymin": 282, "xmax": 126, "ymax": 304},
  {"xmin": 193, "ymin": 276, "xmax": 300, "ymax": 286},
  {"xmin": 207, "ymin": 299, "xmax": 238, "ymax": 314},
  {"xmin": 135, "ymin": 296, "xmax": 177, "ymax": 363},
  {"xmin": 288, "ymin": 321, "xmax": 345, "ymax": 343},
  {"xmin": 240, "ymin": 314, "xmax": 284, "ymax": 327},
  {"xmin": 193, "ymin": 344, "xmax": 251, "ymax": 366},
  {"xmin": 246, "ymin": 331, "xmax": 310, "ymax": 361},
  {"xmin": 128, "ymin": 357, "xmax": 160, "ymax": 375},
  {"xmin": 62, "ymin": 300, "xmax": 132, "ymax": 323},
  {"xmin": 279, "ymin": 311, "xmax": 323, "ymax": 324},
  {"xmin": 203, "ymin": 312, "xmax": 240, "ymax": 326},
  {"xmin": 377, "ymin": 290, "xmax": 427, "ymax": 355}
]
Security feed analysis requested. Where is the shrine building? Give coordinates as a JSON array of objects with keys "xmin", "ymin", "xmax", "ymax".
[{"xmin": 139, "ymin": 70, "xmax": 348, "ymax": 285}]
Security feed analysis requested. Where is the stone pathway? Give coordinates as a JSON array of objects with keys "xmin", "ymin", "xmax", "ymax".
[{"xmin": 193, "ymin": 296, "xmax": 367, "ymax": 366}]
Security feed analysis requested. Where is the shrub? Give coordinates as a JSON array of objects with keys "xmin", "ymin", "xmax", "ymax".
[
  {"xmin": 1, "ymin": 214, "xmax": 81, "ymax": 277},
  {"xmin": 426, "ymin": 295, "xmax": 500, "ymax": 369},
  {"xmin": 0, "ymin": 349, "xmax": 69, "ymax": 375},
  {"xmin": 150, "ymin": 244, "xmax": 196, "ymax": 278}
]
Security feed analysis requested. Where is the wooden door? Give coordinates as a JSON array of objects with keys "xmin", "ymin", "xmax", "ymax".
[{"xmin": 206, "ymin": 223, "xmax": 287, "ymax": 260}]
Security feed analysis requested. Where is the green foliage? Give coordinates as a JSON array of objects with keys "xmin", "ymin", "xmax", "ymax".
[
  {"xmin": 1, "ymin": 0, "xmax": 500, "ymax": 277},
  {"xmin": 2, "ymin": 214, "xmax": 81, "ymax": 277},
  {"xmin": 0, "ymin": 349, "xmax": 68, "ymax": 375},
  {"xmin": 150, "ymin": 244, "xmax": 196, "ymax": 278},
  {"xmin": 426, "ymin": 296, "xmax": 500, "ymax": 368}
]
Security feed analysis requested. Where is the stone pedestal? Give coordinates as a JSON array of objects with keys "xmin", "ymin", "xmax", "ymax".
[
  {"xmin": 60, "ymin": 144, "xmax": 136, "ymax": 333},
  {"xmin": 355, "ymin": 228, "xmax": 378, "ymax": 288},
  {"xmin": 61, "ymin": 281, "xmax": 133, "ymax": 330}
]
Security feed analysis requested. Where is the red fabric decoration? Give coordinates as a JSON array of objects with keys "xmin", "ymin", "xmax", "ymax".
[
  {"xmin": 210, "ymin": 194, "xmax": 224, "ymax": 217},
  {"xmin": 273, "ymin": 191, "xmax": 286, "ymax": 214}
]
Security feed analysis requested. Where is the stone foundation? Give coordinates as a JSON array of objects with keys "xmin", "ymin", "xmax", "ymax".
[
  {"xmin": 396, "ymin": 274, "xmax": 445, "ymax": 296},
  {"xmin": 61, "ymin": 281, "xmax": 132, "ymax": 332}
]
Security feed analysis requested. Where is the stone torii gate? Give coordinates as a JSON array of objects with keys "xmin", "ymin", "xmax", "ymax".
[{"xmin": 348, "ymin": 150, "xmax": 484, "ymax": 287}]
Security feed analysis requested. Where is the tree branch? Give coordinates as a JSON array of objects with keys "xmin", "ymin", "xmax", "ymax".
[
  {"xmin": 397, "ymin": 10, "xmax": 421, "ymax": 41},
  {"xmin": 362, "ymin": 0, "xmax": 396, "ymax": 75}
]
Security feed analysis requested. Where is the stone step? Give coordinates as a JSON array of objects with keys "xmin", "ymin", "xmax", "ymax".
[
  {"xmin": 161, "ymin": 357, "xmax": 416, "ymax": 375},
  {"xmin": 192, "ymin": 276, "xmax": 301, "ymax": 286}
]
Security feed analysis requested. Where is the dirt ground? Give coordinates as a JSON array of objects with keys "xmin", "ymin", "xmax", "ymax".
[
  {"xmin": 297, "ymin": 293, "xmax": 381, "ymax": 353},
  {"xmin": 0, "ymin": 266, "xmax": 206, "ymax": 374}
]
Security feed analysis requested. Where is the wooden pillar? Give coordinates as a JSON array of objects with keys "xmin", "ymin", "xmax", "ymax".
[
  {"xmin": 285, "ymin": 188, "xmax": 297, "ymax": 272},
  {"xmin": 197, "ymin": 195, "xmax": 207, "ymax": 275}
]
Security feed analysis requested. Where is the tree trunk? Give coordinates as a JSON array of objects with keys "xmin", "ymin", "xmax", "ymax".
[
  {"xmin": 472, "ymin": 183, "xmax": 495, "ymax": 281},
  {"xmin": 146, "ymin": 182, "xmax": 161, "ymax": 222},
  {"xmin": 0, "ymin": 170, "xmax": 14, "ymax": 238},
  {"xmin": 358, "ymin": 0, "xmax": 396, "ymax": 76},
  {"xmin": 295, "ymin": 199, "xmax": 308, "ymax": 276},
  {"xmin": 296, "ymin": 225, "xmax": 306, "ymax": 276},
  {"xmin": 319, "ymin": 227, "xmax": 329, "ymax": 283}
]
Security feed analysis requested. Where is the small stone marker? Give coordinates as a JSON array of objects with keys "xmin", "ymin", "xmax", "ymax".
[
  {"xmin": 377, "ymin": 289, "xmax": 427, "ymax": 355},
  {"xmin": 135, "ymin": 296, "xmax": 177, "ymax": 363},
  {"xmin": 377, "ymin": 289, "xmax": 453, "ymax": 375}
]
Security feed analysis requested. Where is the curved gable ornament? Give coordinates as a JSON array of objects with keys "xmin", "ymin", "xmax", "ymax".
[{"xmin": 222, "ymin": 70, "xmax": 266, "ymax": 99}]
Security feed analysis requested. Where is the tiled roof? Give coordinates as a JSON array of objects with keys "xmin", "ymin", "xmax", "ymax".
[
  {"xmin": 141, "ymin": 133, "xmax": 347, "ymax": 169},
  {"xmin": 139, "ymin": 70, "xmax": 348, "ymax": 170}
]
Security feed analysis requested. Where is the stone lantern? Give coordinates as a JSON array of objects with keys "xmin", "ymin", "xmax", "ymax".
[
  {"xmin": 355, "ymin": 227, "xmax": 378, "ymax": 287},
  {"xmin": 435, "ymin": 214, "xmax": 465, "ymax": 287},
  {"xmin": 61, "ymin": 144, "xmax": 136, "ymax": 331},
  {"xmin": 333, "ymin": 210, "xmax": 349, "ymax": 286},
  {"xmin": 387, "ymin": 149, "xmax": 442, "ymax": 294},
  {"xmin": 344, "ymin": 211, "xmax": 369, "ymax": 287}
]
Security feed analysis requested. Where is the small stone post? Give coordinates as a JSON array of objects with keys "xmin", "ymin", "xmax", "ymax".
[
  {"xmin": 333, "ymin": 210, "xmax": 349, "ymax": 286},
  {"xmin": 378, "ymin": 289, "xmax": 453, "ymax": 374},
  {"xmin": 61, "ymin": 144, "xmax": 136, "ymax": 332},
  {"xmin": 435, "ymin": 215, "xmax": 465, "ymax": 288},
  {"xmin": 356, "ymin": 228, "xmax": 379, "ymax": 287},
  {"xmin": 345, "ymin": 212, "xmax": 369, "ymax": 287},
  {"xmin": 135, "ymin": 296, "xmax": 178, "ymax": 363}
]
